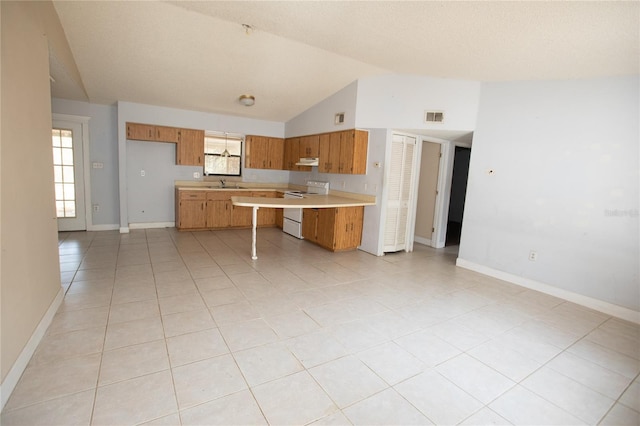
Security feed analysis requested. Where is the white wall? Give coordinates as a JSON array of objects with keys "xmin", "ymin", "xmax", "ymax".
[
  {"xmin": 285, "ymin": 81, "xmax": 358, "ymax": 138},
  {"xmin": 459, "ymin": 76, "xmax": 639, "ymax": 313},
  {"xmin": 355, "ymin": 74, "xmax": 481, "ymax": 131},
  {"xmin": 51, "ymin": 99, "xmax": 119, "ymax": 228},
  {"xmin": 116, "ymin": 101, "xmax": 287, "ymax": 229}
]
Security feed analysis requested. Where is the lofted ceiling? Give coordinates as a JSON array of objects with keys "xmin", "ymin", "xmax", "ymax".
[{"xmin": 51, "ymin": 1, "xmax": 639, "ymax": 122}]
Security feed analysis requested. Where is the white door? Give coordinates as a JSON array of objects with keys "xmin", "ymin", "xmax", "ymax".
[
  {"xmin": 53, "ymin": 120, "xmax": 87, "ymax": 231},
  {"xmin": 383, "ymin": 134, "xmax": 417, "ymax": 252}
]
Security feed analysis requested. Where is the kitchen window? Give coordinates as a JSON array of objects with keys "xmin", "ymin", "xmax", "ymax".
[{"xmin": 204, "ymin": 132, "xmax": 242, "ymax": 176}]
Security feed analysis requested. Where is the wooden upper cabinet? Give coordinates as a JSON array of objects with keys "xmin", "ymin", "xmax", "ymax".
[
  {"xmin": 318, "ymin": 130, "xmax": 368, "ymax": 175},
  {"xmin": 155, "ymin": 126, "xmax": 180, "ymax": 143},
  {"xmin": 284, "ymin": 137, "xmax": 311, "ymax": 171},
  {"xmin": 246, "ymin": 135, "xmax": 284, "ymax": 170},
  {"xmin": 299, "ymin": 135, "xmax": 319, "ymax": 158},
  {"xmin": 126, "ymin": 123, "xmax": 156, "ymax": 141},
  {"xmin": 318, "ymin": 132, "xmax": 341, "ymax": 173},
  {"xmin": 177, "ymin": 129, "xmax": 204, "ymax": 166}
]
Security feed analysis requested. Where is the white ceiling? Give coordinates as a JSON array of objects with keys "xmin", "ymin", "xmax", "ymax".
[{"xmin": 51, "ymin": 1, "xmax": 639, "ymax": 122}]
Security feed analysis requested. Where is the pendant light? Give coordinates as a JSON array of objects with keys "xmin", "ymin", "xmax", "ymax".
[{"xmin": 222, "ymin": 133, "xmax": 230, "ymax": 157}]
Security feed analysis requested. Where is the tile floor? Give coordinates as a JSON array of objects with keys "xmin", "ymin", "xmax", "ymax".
[{"xmin": 2, "ymin": 227, "xmax": 639, "ymax": 425}]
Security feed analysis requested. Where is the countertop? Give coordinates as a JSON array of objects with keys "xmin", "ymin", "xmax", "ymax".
[{"xmin": 231, "ymin": 194, "xmax": 376, "ymax": 209}]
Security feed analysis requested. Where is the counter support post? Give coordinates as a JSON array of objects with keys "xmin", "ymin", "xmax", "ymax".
[{"xmin": 251, "ymin": 206, "xmax": 259, "ymax": 260}]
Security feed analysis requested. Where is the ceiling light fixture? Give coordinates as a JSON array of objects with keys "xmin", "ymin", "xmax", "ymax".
[{"xmin": 239, "ymin": 94, "xmax": 255, "ymax": 107}]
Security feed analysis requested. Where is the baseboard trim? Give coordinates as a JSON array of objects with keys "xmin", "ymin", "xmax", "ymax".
[
  {"xmin": 87, "ymin": 224, "xmax": 119, "ymax": 231},
  {"xmin": 456, "ymin": 258, "xmax": 640, "ymax": 324},
  {"xmin": 0, "ymin": 287, "xmax": 64, "ymax": 412},
  {"xmin": 128, "ymin": 222, "xmax": 175, "ymax": 230},
  {"xmin": 119, "ymin": 226, "xmax": 129, "ymax": 234},
  {"xmin": 414, "ymin": 236, "xmax": 432, "ymax": 247}
]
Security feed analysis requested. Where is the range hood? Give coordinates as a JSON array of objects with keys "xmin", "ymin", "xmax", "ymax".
[{"xmin": 295, "ymin": 157, "xmax": 319, "ymax": 166}]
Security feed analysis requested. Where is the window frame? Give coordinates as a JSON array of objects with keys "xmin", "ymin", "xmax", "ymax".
[{"xmin": 203, "ymin": 132, "xmax": 243, "ymax": 177}]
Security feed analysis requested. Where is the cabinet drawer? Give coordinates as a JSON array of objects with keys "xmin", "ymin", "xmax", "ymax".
[
  {"xmin": 206, "ymin": 191, "xmax": 232, "ymax": 201},
  {"xmin": 179, "ymin": 191, "xmax": 206, "ymax": 201}
]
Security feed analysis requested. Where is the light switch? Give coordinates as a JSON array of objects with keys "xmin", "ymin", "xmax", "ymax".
[
  {"xmin": 140, "ymin": 170, "xmax": 145, "ymax": 177},
  {"xmin": 92, "ymin": 162, "xmax": 104, "ymax": 169}
]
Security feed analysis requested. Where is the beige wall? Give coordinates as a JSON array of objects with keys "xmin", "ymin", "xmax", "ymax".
[
  {"xmin": 415, "ymin": 141, "xmax": 441, "ymax": 240},
  {"xmin": 1, "ymin": 1, "xmax": 63, "ymax": 383}
]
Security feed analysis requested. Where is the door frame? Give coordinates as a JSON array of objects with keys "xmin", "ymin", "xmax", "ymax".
[
  {"xmin": 377, "ymin": 130, "xmax": 422, "ymax": 255},
  {"xmin": 52, "ymin": 113, "xmax": 92, "ymax": 231}
]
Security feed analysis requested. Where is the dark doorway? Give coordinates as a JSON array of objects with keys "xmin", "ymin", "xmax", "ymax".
[{"xmin": 446, "ymin": 146, "xmax": 471, "ymax": 246}]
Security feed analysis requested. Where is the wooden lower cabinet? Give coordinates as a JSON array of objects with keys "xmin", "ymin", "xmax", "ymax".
[
  {"xmin": 303, "ymin": 206, "xmax": 364, "ymax": 251},
  {"xmin": 176, "ymin": 190, "xmax": 206, "ymax": 229},
  {"xmin": 205, "ymin": 192, "xmax": 231, "ymax": 228},
  {"xmin": 177, "ymin": 189, "xmax": 278, "ymax": 230},
  {"xmin": 302, "ymin": 209, "xmax": 319, "ymax": 242}
]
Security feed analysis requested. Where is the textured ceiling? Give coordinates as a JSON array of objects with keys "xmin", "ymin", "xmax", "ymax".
[{"xmin": 51, "ymin": 1, "xmax": 639, "ymax": 122}]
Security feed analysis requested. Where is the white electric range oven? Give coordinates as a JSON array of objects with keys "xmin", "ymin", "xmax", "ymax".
[{"xmin": 283, "ymin": 181, "xmax": 329, "ymax": 239}]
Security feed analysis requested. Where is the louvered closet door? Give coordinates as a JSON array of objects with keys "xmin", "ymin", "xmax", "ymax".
[{"xmin": 384, "ymin": 134, "xmax": 416, "ymax": 252}]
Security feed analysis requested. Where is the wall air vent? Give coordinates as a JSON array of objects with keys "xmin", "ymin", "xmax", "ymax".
[
  {"xmin": 424, "ymin": 111, "xmax": 444, "ymax": 123},
  {"xmin": 334, "ymin": 112, "xmax": 345, "ymax": 125}
]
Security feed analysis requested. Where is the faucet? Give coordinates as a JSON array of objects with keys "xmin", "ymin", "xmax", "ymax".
[{"xmin": 220, "ymin": 179, "xmax": 226, "ymax": 188}]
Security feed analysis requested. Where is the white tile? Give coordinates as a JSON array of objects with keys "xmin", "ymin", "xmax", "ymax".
[
  {"xmin": 599, "ymin": 403, "xmax": 640, "ymax": 426},
  {"xmin": 286, "ymin": 330, "xmax": 349, "ymax": 368},
  {"xmin": 104, "ymin": 316, "xmax": 164, "ymax": 350},
  {"xmin": 265, "ymin": 310, "xmax": 321, "ymax": 338},
  {"xmin": 180, "ymin": 389, "xmax": 267, "ymax": 425},
  {"xmin": 522, "ymin": 366, "xmax": 615, "ymax": 423},
  {"xmin": 252, "ymin": 371, "xmax": 338, "ymax": 425},
  {"xmin": 166, "ymin": 328, "xmax": 229, "ymax": 366},
  {"xmin": 233, "ymin": 341, "xmax": 303, "ymax": 386},
  {"xmin": 330, "ymin": 320, "xmax": 388, "ymax": 353},
  {"xmin": 218, "ymin": 319, "xmax": 279, "ymax": 352},
  {"xmin": 489, "ymin": 385, "xmax": 586, "ymax": 425},
  {"xmin": 210, "ymin": 300, "xmax": 261, "ymax": 324},
  {"xmin": 161, "ymin": 308, "xmax": 216, "ymax": 337},
  {"xmin": 1, "ymin": 389, "xmax": 94, "ymax": 426},
  {"xmin": 568, "ymin": 339, "xmax": 640, "ymax": 379},
  {"xmin": 30, "ymin": 326, "xmax": 105, "ymax": 365},
  {"xmin": 47, "ymin": 306, "xmax": 109, "ymax": 335},
  {"xmin": 309, "ymin": 355, "xmax": 388, "ymax": 408},
  {"xmin": 99, "ymin": 340, "xmax": 169, "ymax": 385},
  {"xmin": 546, "ymin": 351, "xmax": 632, "ymax": 399},
  {"xmin": 308, "ymin": 410, "xmax": 352, "ymax": 425},
  {"xmin": 357, "ymin": 342, "xmax": 425, "ymax": 385},
  {"xmin": 436, "ymin": 353, "xmax": 515, "ymax": 404},
  {"xmin": 394, "ymin": 329, "xmax": 461, "ymax": 367},
  {"xmin": 92, "ymin": 370, "xmax": 177, "ymax": 426},
  {"xmin": 172, "ymin": 354, "xmax": 247, "ymax": 409},
  {"xmin": 468, "ymin": 340, "xmax": 543, "ymax": 382},
  {"xmin": 343, "ymin": 388, "xmax": 433, "ymax": 425},
  {"xmin": 108, "ymin": 299, "xmax": 160, "ymax": 324},
  {"xmin": 586, "ymin": 327, "xmax": 640, "ymax": 360},
  {"xmin": 158, "ymin": 292, "xmax": 206, "ymax": 315},
  {"xmin": 459, "ymin": 407, "xmax": 513, "ymax": 425},
  {"xmin": 619, "ymin": 380, "xmax": 640, "ymax": 411},
  {"xmin": 394, "ymin": 369, "xmax": 483, "ymax": 425},
  {"xmin": 425, "ymin": 319, "xmax": 490, "ymax": 351}
]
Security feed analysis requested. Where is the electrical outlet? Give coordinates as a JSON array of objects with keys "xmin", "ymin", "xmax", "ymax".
[
  {"xmin": 528, "ymin": 250, "xmax": 538, "ymax": 261},
  {"xmin": 193, "ymin": 172, "xmax": 200, "ymax": 179}
]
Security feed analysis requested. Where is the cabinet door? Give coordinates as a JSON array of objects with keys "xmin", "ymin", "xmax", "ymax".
[
  {"xmin": 317, "ymin": 208, "xmax": 337, "ymax": 250},
  {"xmin": 206, "ymin": 193, "xmax": 231, "ymax": 228},
  {"xmin": 334, "ymin": 206, "xmax": 364, "ymax": 250},
  {"xmin": 253, "ymin": 191, "xmax": 276, "ymax": 226},
  {"xmin": 267, "ymin": 138, "xmax": 284, "ymax": 170},
  {"xmin": 299, "ymin": 135, "xmax": 319, "ymax": 158},
  {"xmin": 177, "ymin": 129, "xmax": 204, "ymax": 166},
  {"xmin": 338, "ymin": 131, "xmax": 355, "ymax": 174},
  {"xmin": 350, "ymin": 130, "xmax": 368, "ymax": 174},
  {"xmin": 126, "ymin": 123, "xmax": 155, "ymax": 141},
  {"xmin": 318, "ymin": 133, "xmax": 332, "ymax": 173},
  {"xmin": 245, "ymin": 136, "xmax": 268, "ymax": 169},
  {"xmin": 302, "ymin": 209, "xmax": 318, "ymax": 242},
  {"xmin": 155, "ymin": 126, "xmax": 180, "ymax": 143},
  {"xmin": 177, "ymin": 191, "xmax": 206, "ymax": 229}
]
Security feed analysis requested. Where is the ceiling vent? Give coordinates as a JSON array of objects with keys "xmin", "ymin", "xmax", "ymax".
[{"xmin": 425, "ymin": 111, "xmax": 444, "ymax": 123}]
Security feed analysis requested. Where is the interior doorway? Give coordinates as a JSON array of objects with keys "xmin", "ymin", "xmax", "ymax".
[
  {"xmin": 52, "ymin": 115, "xmax": 90, "ymax": 231},
  {"xmin": 446, "ymin": 146, "xmax": 471, "ymax": 246}
]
